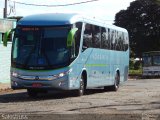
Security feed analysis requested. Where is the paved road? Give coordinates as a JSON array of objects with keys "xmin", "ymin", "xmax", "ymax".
[{"xmin": 0, "ymin": 79, "xmax": 160, "ymax": 120}]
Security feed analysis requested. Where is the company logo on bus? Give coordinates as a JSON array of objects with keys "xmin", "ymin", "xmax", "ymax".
[{"xmin": 35, "ymin": 76, "xmax": 39, "ymax": 80}]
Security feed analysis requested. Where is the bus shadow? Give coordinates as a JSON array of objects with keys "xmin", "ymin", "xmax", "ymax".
[
  {"xmin": 0, "ymin": 91, "xmax": 74, "ymax": 103},
  {"xmin": 85, "ymin": 88, "xmax": 108, "ymax": 95},
  {"xmin": 0, "ymin": 88, "xmax": 110, "ymax": 103}
]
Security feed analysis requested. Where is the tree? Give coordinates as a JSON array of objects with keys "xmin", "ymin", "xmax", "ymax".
[
  {"xmin": 114, "ymin": 0, "xmax": 160, "ymax": 58},
  {"xmin": 154, "ymin": 0, "xmax": 160, "ymax": 5}
]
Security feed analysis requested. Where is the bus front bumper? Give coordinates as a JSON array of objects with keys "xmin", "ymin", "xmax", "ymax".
[{"xmin": 11, "ymin": 75, "xmax": 71, "ymax": 90}]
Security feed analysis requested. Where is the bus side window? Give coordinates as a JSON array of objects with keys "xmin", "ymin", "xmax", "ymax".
[
  {"xmin": 115, "ymin": 32, "xmax": 122, "ymax": 51},
  {"xmin": 108, "ymin": 29, "xmax": 112, "ymax": 50},
  {"xmin": 101, "ymin": 27, "xmax": 109, "ymax": 49},
  {"xmin": 83, "ymin": 24, "xmax": 92, "ymax": 50},
  {"xmin": 124, "ymin": 34, "xmax": 129, "ymax": 51},
  {"xmin": 92, "ymin": 26, "xmax": 101, "ymax": 48},
  {"xmin": 110, "ymin": 29, "xmax": 115, "ymax": 50},
  {"xmin": 115, "ymin": 31, "xmax": 120, "ymax": 51}
]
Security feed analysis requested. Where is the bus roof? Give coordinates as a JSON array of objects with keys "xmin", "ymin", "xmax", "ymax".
[
  {"xmin": 18, "ymin": 13, "xmax": 82, "ymax": 26},
  {"xmin": 143, "ymin": 51, "xmax": 160, "ymax": 53},
  {"xmin": 17, "ymin": 13, "xmax": 127, "ymax": 32},
  {"xmin": 143, "ymin": 51, "xmax": 160, "ymax": 54}
]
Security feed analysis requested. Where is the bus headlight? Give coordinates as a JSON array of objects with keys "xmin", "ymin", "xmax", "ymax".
[
  {"xmin": 57, "ymin": 68, "xmax": 72, "ymax": 78},
  {"xmin": 12, "ymin": 72, "xmax": 19, "ymax": 78},
  {"xmin": 58, "ymin": 73, "xmax": 65, "ymax": 77},
  {"xmin": 45, "ymin": 69, "xmax": 72, "ymax": 80}
]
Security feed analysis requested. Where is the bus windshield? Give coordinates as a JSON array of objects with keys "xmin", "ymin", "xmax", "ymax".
[
  {"xmin": 12, "ymin": 26, "xmax": 71, "ymax": 70},
  {"xmin": 153, "ymin": 55, "xmax": 160, "ymax": 66}
]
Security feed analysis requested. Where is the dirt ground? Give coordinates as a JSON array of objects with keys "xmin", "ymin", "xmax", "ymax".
[
  {"xmin": 0, "ymin": 83, "xmax": 11, "ymax": 92},
  {"xmin": 0, "ymin": 79, "xmax": 160, "ymax": 120}
]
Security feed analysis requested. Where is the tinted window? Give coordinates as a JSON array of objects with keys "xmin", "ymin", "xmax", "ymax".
[
  {"xmin": 153, "ymin": 56, "xmax": 160, "ymax": 66},
  {"xmin": 12, "ymin": 26, "xmax": 71, "ymax": 70},
  {"xmin": 124, "ymin": 34, "xmax": 129, "ymax": 51},
  {"xmin": 83, "ymin": 24, "xmax": 101, "ymax": 49},
  {"xmin": 92, "ymin": 26, "xmax": 101, "ymax": 48},
  {"xmin": 101, "ymin": 28, "xmax": 110, "ymax": 49},
  {"xmin": 83, "ymin": 24, "xmax": 93, "ymax": 48},
  {"xmin": 83, "ymin": 24, "xmax": 129, "ymax": 51}
]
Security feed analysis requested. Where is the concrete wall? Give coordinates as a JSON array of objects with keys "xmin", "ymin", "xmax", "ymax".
[
  {"xmin": 0, "ymin": 35, "xmax": 12, "ymax": 83},
  {"xmin": 0, "ymin": 19, "xmax": 16, "ymax": 83}
]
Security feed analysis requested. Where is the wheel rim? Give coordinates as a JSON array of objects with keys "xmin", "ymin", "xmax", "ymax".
[
  {"xmin": 115, "ymin": 74, "xmax": 120, "ymax": 89},
  {"xmin": 79, "ymin": 77, "xmax": 84, "ymax": 95}
]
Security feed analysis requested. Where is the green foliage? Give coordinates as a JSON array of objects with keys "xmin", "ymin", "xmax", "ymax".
[
  {"xmin": 129, "ymin": 58, "xmax": 142, "ymax": 70},
  {"xmin": 129, "ymin": 57, "xmax": 142, "ymax": 76},
  {"xmin": 129, "ymin": 58, "xmax": 135, "ymax": 70},
  {"xmin": 134, "ymin": 61, "xmax": 142, "ymax": 70},
  {"xmin": 154, "ymin": 0, "xmax": 160, "ymax": 5},
  {"xmin": 129, "ymin": 69, "xmax": 142, "ymax": 75},
  {"xmin": 114, "ymin": 0, "xmax": 160, "ymax": 58}
]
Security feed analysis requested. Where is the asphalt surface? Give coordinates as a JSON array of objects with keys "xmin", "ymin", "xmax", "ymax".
[{"xmin": 0, "ymin": 79, "xmax": 160, "ymax": 120}]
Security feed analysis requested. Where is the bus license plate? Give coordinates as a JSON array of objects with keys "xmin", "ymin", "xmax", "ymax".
[{"xmin": 32, "ymin": 83, "xmax": 42, "ymax": 87}]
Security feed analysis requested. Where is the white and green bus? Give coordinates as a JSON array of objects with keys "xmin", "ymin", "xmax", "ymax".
[
  {"xmin": 4, "ymin": 13, "xmax": 129, "ymax": 97},
  {"xmin": 142, "ymin": 51, "xmax": 160, "ymax": 77}
]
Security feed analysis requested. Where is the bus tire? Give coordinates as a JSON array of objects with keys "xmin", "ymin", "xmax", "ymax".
[
  {"xmin": 76, "ymin": 75, "xmax": 85, "ymax": 96},
  {"xmin": 111, "ymin": 72, "xmax": 120, "ymax": 91},
  {"xmin": 27, "ymin": 89, "xmax": 38, "ymax": 97}
]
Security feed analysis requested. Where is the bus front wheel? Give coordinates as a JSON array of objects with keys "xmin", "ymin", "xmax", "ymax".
[{"xmin": 76, "ymin": 75, "xmax": 85, "ymax": 96}]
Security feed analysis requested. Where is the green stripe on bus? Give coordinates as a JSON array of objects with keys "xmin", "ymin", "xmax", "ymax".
[{"xmin": 85, "ymin": 64, "xmax": 107, "ymax": 67}]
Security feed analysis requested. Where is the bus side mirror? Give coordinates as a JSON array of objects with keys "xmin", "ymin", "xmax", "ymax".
[
  {"xmin": 3, "ymin": 29, "xmax": 14, "ymax": 47},
  {"xmin": 67, "ymin": 28, "xmax": 78, "ymax": 47}
]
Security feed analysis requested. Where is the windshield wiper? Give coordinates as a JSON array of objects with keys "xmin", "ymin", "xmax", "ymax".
[{"xmin": 23, "ymin": 44, "xmax": 37, "ymax": 68}]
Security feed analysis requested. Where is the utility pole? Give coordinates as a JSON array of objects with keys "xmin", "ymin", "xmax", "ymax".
[{"xmin": 3, "ymin": 0, "xmax": 7, "ymax": 18}]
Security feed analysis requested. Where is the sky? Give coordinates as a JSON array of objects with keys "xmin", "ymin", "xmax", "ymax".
[{"xmin": 0, "ymin": 0, "xmax": 135, "ymax": 24}]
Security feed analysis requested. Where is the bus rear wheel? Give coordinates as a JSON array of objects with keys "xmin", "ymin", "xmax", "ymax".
[
  {"xmin": 104, "ymin": 72, "xmax": 120, "ymax": 91},
  {"xmin": 111, "ymin": 72, "xmax": 120, "ymax": 91}
]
